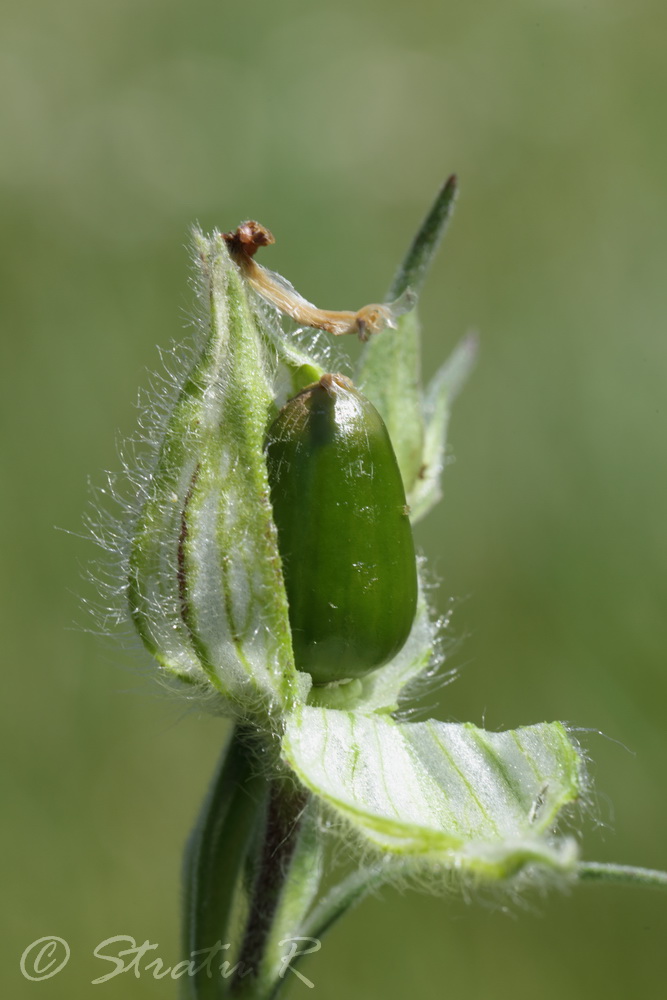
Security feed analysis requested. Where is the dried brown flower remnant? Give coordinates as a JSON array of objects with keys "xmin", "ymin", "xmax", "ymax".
[
  {"xmin": 223, "ymin": 220, "xmax": 413, "ymax": 341},
  {"xmin": 223, "ymin": 220, "xmax": 275, "ymax": 259}
]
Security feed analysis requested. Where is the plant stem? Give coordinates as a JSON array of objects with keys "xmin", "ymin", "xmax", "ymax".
[
  {"xmin": 300, "ymin": 864, "xmax": 390, "ymax": 942},
  {"xmin": 577, "ymin": 861, "xmax": 667, "ymax": 889},
  {"xmin": 182, "ymin": 725, "xmax": 268, "ymax": 1000},
  {"xmin": 230, "ymin": 777, "xmax": 310, "ymax": 995}
]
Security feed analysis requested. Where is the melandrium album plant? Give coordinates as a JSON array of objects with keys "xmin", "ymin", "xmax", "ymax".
[{"xmin": 94, "ymin": 177, "xmax": 666, "ymax": 999}]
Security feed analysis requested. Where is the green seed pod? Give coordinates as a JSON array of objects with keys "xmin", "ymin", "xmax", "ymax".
[{"xmin": 265, "ymin": 373, "xmax": 418, "ymax": 685}]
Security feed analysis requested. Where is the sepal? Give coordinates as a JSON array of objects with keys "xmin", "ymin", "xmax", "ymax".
[{"xmin": 127, "ymin": 232, "xmax": 298, "ymax": 719}]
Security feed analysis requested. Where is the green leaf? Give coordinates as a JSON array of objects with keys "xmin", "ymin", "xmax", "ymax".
[
  {"xmin": 355, "ymin": 308, "xmax": 425, "ymax": 497},
  {"xmin": 128, "ymin": 231, "xmax": 298, "ymax": 717},
  {"xmin": 282, "ymin": 708, "xmax": 583, "ymax": 880},
  {"xmin": 354, "ymin": 176, "xmax": 461, "ymax": 500},
  {"xmin": 407, "ymin": 332, "xmax": 478, "ymax": 523},
  {"xmin": 387, "ymin": 174, "xmax": 458, "ymax": 302}
]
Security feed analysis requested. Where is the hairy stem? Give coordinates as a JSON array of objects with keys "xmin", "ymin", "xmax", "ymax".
[
  {"xmin": 182, "ymin": 725, "xmax": 269, "ymax": 1000},
  {"xmin": 230, "ymin": 777, "xmax": 310, "ymax": 997},
  {"xmin": 577, "ymin": 862, "xmax": 667, "ymax": 889}
]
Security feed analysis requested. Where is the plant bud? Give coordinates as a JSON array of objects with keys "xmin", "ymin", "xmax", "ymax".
[{"xmin": 265, "ymin": 374, "xmax": 418, "ymax": 685}]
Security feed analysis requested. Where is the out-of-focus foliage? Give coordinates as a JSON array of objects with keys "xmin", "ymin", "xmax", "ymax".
[{"xmin": 2, "ymin": 2, "xmax": 666, "ymax": 998}]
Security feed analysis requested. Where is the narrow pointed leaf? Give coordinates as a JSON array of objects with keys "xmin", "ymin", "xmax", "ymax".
[
  {"xmin": 387, "ymin": 174, "xmax": 458, "ymax": 301},
  {"xmin": 283, "ymin": 708, "xmax": 583, "ymax": 879},
  {"xmin": 408, "ymin": 332, "xmax": 478, "ymax": 523},
  {"xmin": 355, "ymin": 177, "xmax": 459, "ymax": 497}
]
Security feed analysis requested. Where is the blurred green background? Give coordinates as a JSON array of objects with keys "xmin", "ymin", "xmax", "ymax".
[{"xmin": 3, "ymin": 0, "xmax": 666, "ymax": 996}]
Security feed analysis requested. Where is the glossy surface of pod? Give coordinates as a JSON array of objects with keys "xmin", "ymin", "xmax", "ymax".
[{"xmin": 265, "ymin": 374, "xmax": 418, "ymax": 685}]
